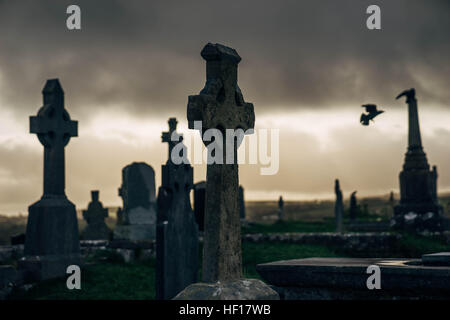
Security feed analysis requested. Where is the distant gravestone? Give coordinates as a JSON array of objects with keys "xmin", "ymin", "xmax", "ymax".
[
  {"xmin": 278, "ymin": 196, "xmax": 284, "ymax": 222},
  {"xmin": 82, "ymin": 190, "xmax": 110, "ymax": 240},
  {"xmin": 20, "ymin": 79, "xmax": 80, "ymax": 281},
  {"xmin": 175, "ymin": 43, "xmax": 278, "ymax": 300},
  {"xmin": 349, "ymin": 191, "xmax": 358, "ymax": 220},
  {"xmin": 335, "ymin": 179, "xmax": 344, "ymax": 234},
  {"xmin": 113, "ymin": 162, "xmax": 157, "ymax": 241},
  {"xmin": 156, "ymin": 118, "xmax": 198, "ymax": 300},
  {"xmin": 239, "ymin": 185, "xmax": 246, "ymax": 220},
  {"xmin": 193, "ymin": 181, "xmax": 206, "ymax": 232}
]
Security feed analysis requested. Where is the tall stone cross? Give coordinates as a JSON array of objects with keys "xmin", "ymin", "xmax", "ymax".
[
  {"xmin": 161, "ymin": 117, "xmax": 182, "ymax": 162},
  {"xmin": 187, "ymin": 43, "xmax": 255, "ymax": 283},
  {"xmin": 30, "ymin": 79, "xmax": 78, "ymax": 197}
]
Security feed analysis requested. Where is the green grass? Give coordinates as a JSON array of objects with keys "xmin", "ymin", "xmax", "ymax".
[
  {"xmin": 9, "ymin": 241, "xmax": 341, "ymax": 300},
  {"xmin": 242, "ymin": 220, "xmax": 335, "ymax": 234},
  {"xmin": 395, "ymin": 233, "xmax": 450, "ymax": 258},
  {"xmin": 10, "ymin": 255, "xmax": 156, "ymax": 300}
]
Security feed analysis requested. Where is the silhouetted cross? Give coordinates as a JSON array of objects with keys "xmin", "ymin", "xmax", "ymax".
[{"xmin": 30, "ymin": 79, "xmax": 77, "ymax": 197}]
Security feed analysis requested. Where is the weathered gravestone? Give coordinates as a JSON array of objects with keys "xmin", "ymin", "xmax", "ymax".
[
  {"xmin": 349, "ymin": 191, "xmax": 358, "ymax": 220},
  {"xmin": 239, "ymin": 185, "xmax": 246, "ymax": 220},
  {"xmin": 156, "ymin": 118, "xmax": 199, "ymax": 300},
  {"xmin": 278, "ymin": 196, "xmax": 285, "ymax": 222},
  {"xmin": 174, "ymin": 43, "xmax": 278, "ymax": 300},
  {"xmin": 335, "ymin": 179, "xmax": 344, "ymax": 234},
  {"xmin": 393, "ymin": 89, "xmax": 443, "ymax": 232},
  {"xmin": 113, "ymin": 162, "xmax": 157, "ymax": 241},
  {"xmin": 19, "ymin": 79, "xmax": 80, "ymax": 281},
  {"xmin": 193, "ymin": 181, "xmax": 206, "ymax": 232},
  {"xmin": 81, "ymin": 190, "xmax": 110, "ymax": 240}
]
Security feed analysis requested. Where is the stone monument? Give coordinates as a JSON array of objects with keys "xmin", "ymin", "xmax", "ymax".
[
  {"xmin": 392, "ymin": 89, "xmax": 443, "ymax": 232},
  {"xmin": 156, "ymin": 117, "xmax": 199, "ymax": 300},
  {"xmin": 174, "ymin": 43, "xmax": 278, "ymax": 300},
  {"xmin": 20, "ymin": 79, "xmax": 80, "ymax": 281},
  {"xmin": 113, "ymin": 162, "xmax": 157, "ymax": 240},
  {"xmin": 335, "ymin": 179, "xmax": 344, "ymax": 234},
  {"xmin": 278, "ymin": 196, "xmax": 284, "ymax": 222},
  {"xmin": 81, "ymin": 190, "xmax": 110, "ymax": 240},
  {"xmin": 349, "ymin": 191, "xmax": 358, "ymax": 220}
]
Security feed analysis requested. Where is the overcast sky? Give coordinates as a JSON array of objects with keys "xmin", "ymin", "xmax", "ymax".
[{"xmin": 0, "ymin": 0, "xmax": 449, "ymax": 215}]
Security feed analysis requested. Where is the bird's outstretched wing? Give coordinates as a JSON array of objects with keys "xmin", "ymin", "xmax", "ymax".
[
  {"xmin": 360, "ymin": 113, "xmax": 370, "ymax": 126},
  {"xmin": 362, "ymin": 104, "xmax": 377, "ymax": 113}
]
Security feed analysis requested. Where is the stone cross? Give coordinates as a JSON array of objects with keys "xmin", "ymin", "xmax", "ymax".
[
  {"xmin": 161, "ymin": 117, "xmax": 182, "ymax": 161},
  {"xmin": 187, "ymin": 43, "xmax": 255, "ymax": 283},
  {"xmin": 30, "ymin": 79, "xmax": 78, "ymax": 197},
  {"xmin": 82, "ymin": 190, "xmax": 110, "ymax": 240},
  {"xmin": 83, "ymin": 190, "xmax": 108, "ymax": 224}
]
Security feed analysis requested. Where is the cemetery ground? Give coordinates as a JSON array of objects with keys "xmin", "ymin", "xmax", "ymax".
[{"xmin": 1, "ymin": 195, "xmax": 449, "ymax": 300}]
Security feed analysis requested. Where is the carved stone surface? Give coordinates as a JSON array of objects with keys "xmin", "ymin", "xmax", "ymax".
[
  {"xmin": 177, "ymin": 43, "xmax": 277, "ymax": 300},
  {"xmin": 187, "ymin": 43, "xmax": 254, "ymax": 283}
]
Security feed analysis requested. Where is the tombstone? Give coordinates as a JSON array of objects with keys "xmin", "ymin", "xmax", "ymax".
[
  {"xmin": 393, "ymin": 89, "xmax": 443, "ymax": 232},
  {"xmin": 156, "ymin": 117, "xmax": 198, "ymax": 300},
  {"xmin": 389, "ymin": 191, "xmax": 395, "ymax": 206},
  {"xmin": 113, "ymin": 162, "xmax": 157, "ymax": 241},
  {"xmin": 193, "ymin": 181, "xmax": 206, "ymax": 231},
  {"xmin": 175, "ymin": 43, "xmax": 278, "ymax": 300},
  {"xmin": 278, "ymin": 196, "xmax": 284, "ymax": 222},
  {"xmin": 81, "ymin": 190, "xmax": 110, "ymax": 240},
  {"xmin": 334, "ymin": 179, "xmax": 344, "ymax": 234},
  {"xmin": 239, "ymin": 185, "xmax": 246, "ymax": 220},
  {"xmin": 349, "ymin": 191, "xmax": 358, "ymax": 220},
  {"xmin": 19, "ymin": 79, "xmax": 80, "ymax": 281}
]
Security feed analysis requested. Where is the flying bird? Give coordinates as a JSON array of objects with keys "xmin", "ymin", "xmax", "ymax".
[{"xmin": 360, "ymin": 104, "xmax": 384, "ymax": 126}]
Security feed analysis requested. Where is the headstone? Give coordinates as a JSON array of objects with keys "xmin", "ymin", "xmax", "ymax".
[
  {"xmin": 19, "ymin": 79, "xmax": 80, "ymax": 281},
  {"xmin": 349, "ymin": 191, "xmax": 358, "ymax": 220},
  {"xmin": 113, "ymin": 162, "xmax": 157, "ymax": 241},
  {"xmin": 389, "ymin": 191, "xmax": 395, "ymax": 206},
  {"xmin": 239, "ymin": 185, "xmax": 246, "ymax": 220},
  {"xmin": 393, "ymin": 89, "xmax": 443, "ymax": 232},
  {"xmin": 278, "ymin": 196, "xmax": 284, "ymax": 221},
  {"xmin": 175, "ymin": 43, "xmax": 278, "ymax": 300},
  {"xmin": 156, "ymin": 118, "xmax": 198, "ymax": 300},
  {"xmin": 81, "ymin": 190, "xmax": 110, "ymax": 240},
  {"xmin": 193, "ymin": 181, "xmax": 206, "ymax": 231},
  {"xmin": 335, "ymin": 179, "xmax": 344, "ymax": 234}
]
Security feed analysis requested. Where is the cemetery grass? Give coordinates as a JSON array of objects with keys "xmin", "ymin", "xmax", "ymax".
[{"xmin": 8, "ymin": 242, "xmax": 340, "ymax": 300}]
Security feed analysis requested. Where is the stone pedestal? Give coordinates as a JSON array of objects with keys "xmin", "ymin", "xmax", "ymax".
[
  {"xmin": 21, "ymin": 197, "xmax": 80, "ymax": 281},
  {"xmin": 173, "ymin": 279, "xmax": 279, "ymax": 300}
]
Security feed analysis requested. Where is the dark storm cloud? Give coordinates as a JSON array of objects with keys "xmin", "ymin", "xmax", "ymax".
[{"xmin": 0, "ymin": 0, "xmax": 449, "ymax": 121}]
